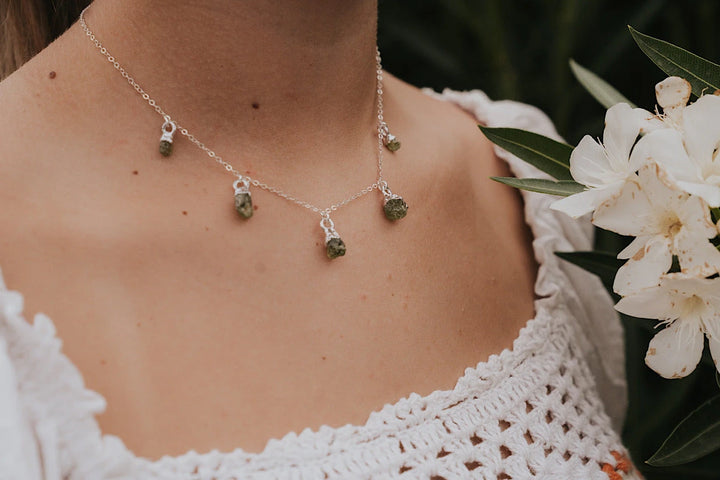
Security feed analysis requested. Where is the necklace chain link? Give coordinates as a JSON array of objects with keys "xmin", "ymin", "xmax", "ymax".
[{"xmin": 78, "ymin": 7, "xmax": 388, "ymax": 217}]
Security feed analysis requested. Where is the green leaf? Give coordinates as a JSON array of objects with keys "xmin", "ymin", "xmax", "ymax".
[
  {"xmin": 711, "ymin": 207, "xmax": 720, "ymax": 224},
  {"xmin": 479, "ymin": 126, "xmax": 574, "ymax": 180},
  {"xmin": 569, "ymin": 59, "xmax": 636, "ymax": 109},
  {"xmin": 554, "ymin": 251, "xmax": 623, "ymax": 292},
  {"xmin": 629, "ymin": 26, "xmax": 720, "ymax": 97},
  {"xmin": 490, "ymin": 177, "xmax": 584, "ymax": 196},
  {"xmin": 647, "ymin": 394, "xmax": 720, "ymax": 466}
]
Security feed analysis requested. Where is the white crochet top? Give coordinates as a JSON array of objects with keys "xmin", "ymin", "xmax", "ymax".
[{"xmin": 0, "ymin": 90, "xmax": 641, "ymax": 480}]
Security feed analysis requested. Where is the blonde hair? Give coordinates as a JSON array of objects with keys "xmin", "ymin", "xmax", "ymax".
[{"xmin": 0, "ymin": 0, "xmax": 90, "ymax": 80}]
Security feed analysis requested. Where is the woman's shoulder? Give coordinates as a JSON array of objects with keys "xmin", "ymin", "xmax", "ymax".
[
  {"xmin": 0, "ymin": 58, "xmax": 57, "ymax": 236},
  {"xmin": 391, "ymin": 76, "xmax": 628, "ymax": 428}
]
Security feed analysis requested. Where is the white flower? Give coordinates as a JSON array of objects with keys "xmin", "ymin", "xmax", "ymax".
[
  {"xmin": 551, "ymin": 103, "xmax": 657, "ymax": 218},
  {"xmin": 592, "ymin": 164, "xmax": 720, "ymax": 295},
  {"xmin": 615, "ymin": 275, "xmax": 720, "ymax": 378},
  {"xmin": 632, "ymin": 93, "xmax": 720, "ymax": 207},
  {"xmin": 654, "ymin": 76, "xmax": 692, "ymax": 126}
]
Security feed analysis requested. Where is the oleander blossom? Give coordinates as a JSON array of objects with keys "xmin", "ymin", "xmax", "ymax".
[
  {"xmin": 550, "ymin": 75, "xmax": 720, "ymax": 379},
  {"xmin": 550, "ymin": 102, "xmax": 657, "ymax": 218},
  {"xmin": 592, "ymin": 164, "xmax": 720, "ymax": 296},
  {"xmin": 632, "ymin": 79, "xmax": 720, "ymax": 207},
  {"xmin": 615, "ymin": 275, "xmax": 720, "ymax": 378}
]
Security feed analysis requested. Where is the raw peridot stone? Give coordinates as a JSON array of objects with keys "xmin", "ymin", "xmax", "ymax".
[
  {"xmin": 384, "ymin": 197, "xmax": 408, "ymax": 220},
  {"xmin": 234, "ymin": 193, "xmax": 253, "ymax": 219},
  {"xmin": 326, "ymin": 237, "xmax": 346, "ymax": 259},
  {"xmin": 159, "ymin": 140, "xmax": 173, "ymax": 157},
  {"xmin": 386, "ymin": 135, "xmax": 401, "ymax": 152}
]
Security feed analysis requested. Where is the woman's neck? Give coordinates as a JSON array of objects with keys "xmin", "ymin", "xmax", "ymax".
[{"xmin": 80, "ymin": 0, "xmax": 380, "ymax": 170}]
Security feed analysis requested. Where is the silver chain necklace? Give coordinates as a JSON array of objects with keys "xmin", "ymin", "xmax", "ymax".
[{"xmin": 78, "ymin": 6, "xmax": 408, "ymax": 260}]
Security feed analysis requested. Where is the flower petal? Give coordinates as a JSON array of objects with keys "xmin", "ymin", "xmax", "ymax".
[
  {"xmin": 618, "ymin": 235, "xmax": 651, "ymax": 259},
  {"xmin": 674, "ymin": 194, "xmax": 717, "ymax": 238},
  {"xmin": 663, "ymin": 274, "xmax": 720, "ymax": 298},
  {"xmin": 549, "ymin": 182, "xmax": 622, "ymax": 218},
  {"xmin": 674, "ymin": 227, "xmax": 720, "ymax": 276},
  {"xmin": 613, "ymin": 236, "xmax": 672, "ymax": 296},
  {"xmin": 682, "ymin": 94, "xmax": 720, "ymax": 171},
  {"xmin": 676, "ymin": 180, "xmax": 720, "ymax": 208},
  {"xmin": 615, "ymin": 284, "xmax": 679, "ymax": 321},
  {"xmin": 592, "ymin": 178, "xmax": 663, "ymax": 236},
  {"xmin": 634, "ymin": 107, "xmax": 665, "ymax": 135},
  {"xmin": 603, "ymin": 103, "xmax": 643, "ymax": 174},
  {"xmin": 655, "ymin": 76, "xmax": 691, "ymax": 123},
  {"xmin": 569, "ymin": 136, "xmax": 616, "ymax": 187},
  {"xmin": 646, "ymin": 319, "xmax": 704, "ymax": 378},
  {"xmin": 630, "ymin": 128, "xmax": 698, "ymax": 183}
]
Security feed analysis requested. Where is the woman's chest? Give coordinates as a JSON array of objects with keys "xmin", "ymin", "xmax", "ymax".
[{"xmin": 0, "ymin": 144, "xmax": 536, "ymax": 459}]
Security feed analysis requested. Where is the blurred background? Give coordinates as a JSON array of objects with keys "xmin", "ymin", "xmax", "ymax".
[
  {"xmin": 377, "ymin": 1, "xmax": 720, "ymax": 478},
  {"xmin": 378, "ymin": 0, "xmax": 719, "ymax": 145}
]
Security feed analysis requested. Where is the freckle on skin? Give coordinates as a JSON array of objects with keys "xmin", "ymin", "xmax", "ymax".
[
  {"xmin": 132, "ymin": 170, "xmax": 139, "ymax": 175},
  {"xmin": 252, "ymin": 102, "xmax": 260, "ymax": 109},
  {"xmin": 48, "ymin": 71, "xmax": 56, "ymax": 79},
  {"xmin": 360, "ymin": 294, "xmax": 367, "ymax": 301},
  {"xmin": 205, "ymin": 226, "xmax": 209, "ymax": 231},
  {"xmin": 321, "ymin": 356, "xmax": 327, "ymax": 361},
  {"xmin": 253, "ymin": 204, "xmax": 259, "ymax": 210},
  {"xmin": 136, "ymin": 322, "xmax": 141, "ymax": 327},
  {"xmin": 100, "ymin": 359, "xmax": 107, "ymax": 365},
  {"xmin": 182, "ymin": 211, "xmax": 188, "ymax": 215}
]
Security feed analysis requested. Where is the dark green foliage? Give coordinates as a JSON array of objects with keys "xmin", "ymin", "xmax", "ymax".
[
  {"xmin": 479, "ymin": 127, "xmax": 573, "ymax": 180},
  {"xmin": 378, "ymin": 0, "xmax": 720, "ymax": 144},
  {"xmin": 378, "ymin": 2, "xmax": 720, "ymax": 477}
]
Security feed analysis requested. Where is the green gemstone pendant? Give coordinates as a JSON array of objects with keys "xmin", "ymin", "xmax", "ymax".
[
  {"xmin": 384, "ymin": 196, "xmax": 408, "ymax": 220},
  {"xmin": 320, "ymin": 215, "xmax": 346, "ymax": 259},
  {"xmin": 159, "ymin": 140, "xmax": 173, "ymax": 156},
  {"xmin": 385, "ymin": 133, "xmax": 401, "ymax": 152},
  {"xmin": 380, "ymin": 121, "xmax": 401, "ymax": 152},
  {"xmin": 233, "ymin": 177, "xmax": 254, "ymax": 219},
  {"xmin": 326, "ymin": 237, "xmax": 347, "ymax": 259},
  {"xmin": 159, "ymin": 119, "xmax": 176, "ymax": 157},
  {"xmin": 234, "ymin": 192, "xmax": 253, "ymax": 218},
  {"xmin": 380, "ymin": 182, "xmax": 408, "ymax": 221}
]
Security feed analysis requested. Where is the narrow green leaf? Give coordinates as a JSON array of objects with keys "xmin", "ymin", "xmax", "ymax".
[
  {"xmin": 647, "ymin": 394, "xmax": 720, "ymax": 466},
  {"xmin": 479, "ymin": 126, "xmax": 574, "ymax": 180},
  {"xmin": 490, "ymin": 177, "xmax": 584, "ymax": 196},
  {"xmin": 629, "ymin": 26, "xmax": 720, "ymax": 97},
  {"xmin": 569, "ymin": 59, "xmax": 636, "ymax": 109},
  {"xmin": 711, "ymin": 207, "xmax": 720, "ymax": 224},
  {"xmin": 554, "ymin": 251, "xmax": 623, "ymax": 292}
]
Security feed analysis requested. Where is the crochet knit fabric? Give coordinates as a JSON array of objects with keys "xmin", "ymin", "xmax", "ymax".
[{"xmin": 0, "ymin": 90, "xmax": 641, "ymax": 480}]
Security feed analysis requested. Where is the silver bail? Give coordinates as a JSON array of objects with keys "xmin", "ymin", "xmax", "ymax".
[
  {"xmin": 160, "ymin": 119, "xmax": 176, "ymax": 142},
  {"xmin": 233, "ymin": 176, "xmax": 251, "ymax": 195}
]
